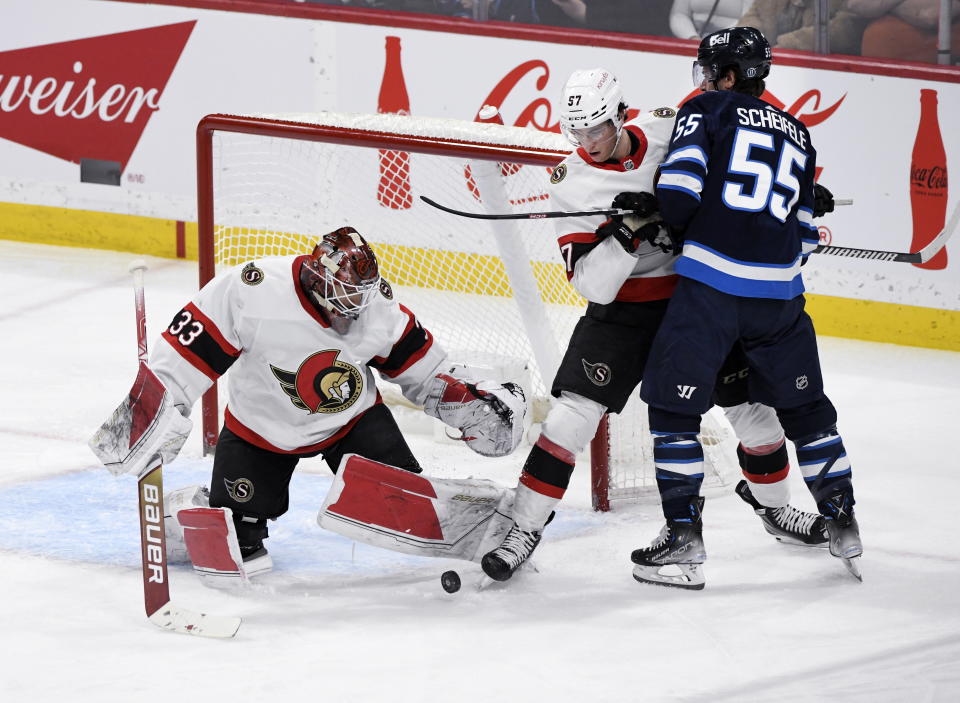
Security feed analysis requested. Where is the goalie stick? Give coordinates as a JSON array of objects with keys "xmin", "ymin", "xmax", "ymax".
[{"xmin": 129, "ymin": 260, "xmax": 241, "ymax": 639}]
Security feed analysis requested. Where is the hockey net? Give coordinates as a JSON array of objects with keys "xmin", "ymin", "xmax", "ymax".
[{"xmin": 196, "ymin": 112, "xmax": 739, "ymax": 510}]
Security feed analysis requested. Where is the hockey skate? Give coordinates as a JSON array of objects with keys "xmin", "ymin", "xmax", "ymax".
[
  {"xmin": 481, "ymin": 524, "xmax": 542, "ymax": 582},
  {"xmin": 735, "ymin": 480, "xmax": 828, "ymax": 547},
  {"xmin": 819, "ymin": 492, "xmax": 863, "ymax": 581},
  {"xmin": 630, "ymin": 499, "xmax": 706, "ymax": 591}
]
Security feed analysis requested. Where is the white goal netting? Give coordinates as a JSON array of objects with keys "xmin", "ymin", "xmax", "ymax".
[{"xmin": 202, "ymin": 111, "xmax": 738, "ymax": 505}]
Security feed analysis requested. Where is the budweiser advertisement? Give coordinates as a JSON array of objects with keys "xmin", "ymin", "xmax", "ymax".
[
  {"xmin": 0, "ymin": 22, "xmax": 195, "ymax": 181},
  {"xmin": 0, "ymin": 0, "xmax": 957, "ymax": 309}
]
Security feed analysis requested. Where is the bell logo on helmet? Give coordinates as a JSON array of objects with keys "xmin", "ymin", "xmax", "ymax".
[{"xmin": 709, "ymin": 32, "xmax": 730, "ymax": 47}]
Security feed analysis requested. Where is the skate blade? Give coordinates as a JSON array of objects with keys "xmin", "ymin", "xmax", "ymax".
[
  {"xmin": 841, "ymin": 555, "xmax": 862, "ymax": 582},
  {"xmin": 632, "ymin": 564, "xmax": 705, "ymax": 591},
  {"xmin": 773, "ymin": 534, "xmax": 829, "ymax": 549}
]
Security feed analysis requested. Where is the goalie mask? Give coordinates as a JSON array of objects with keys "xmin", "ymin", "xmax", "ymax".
[
  {"xmin": 558, "ymin": 68, "xmax": 626, "ymax": 153},
  {"xmin": 300, "ymin": 226, "xmax": 381, "ymax": 333}
]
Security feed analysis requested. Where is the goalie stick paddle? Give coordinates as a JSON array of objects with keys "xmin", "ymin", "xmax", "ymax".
[{"xmin": 129, "ymin": 260, "xmax": 241, "ymax": 639}]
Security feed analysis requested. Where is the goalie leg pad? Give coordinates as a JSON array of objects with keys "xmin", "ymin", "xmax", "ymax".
[
  {"xmin": 319, "ymin": 454, "xmax": 514, "ymax": 562},
  {"xmin": 177, "ymin": 507, "xmax": 273, "ymax": 589},
  {"xmin": 163, "ymin": 485, "xmax": 210, "ymax": 564}
]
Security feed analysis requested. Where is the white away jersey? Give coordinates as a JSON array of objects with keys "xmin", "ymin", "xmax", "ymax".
[
  {"xmin": 150, "ymin": 255, "xmax": 447, "ymax": 453},
  {"xmin": 550, "ymin": 109, "xmax": 679, "ymax": 305}
]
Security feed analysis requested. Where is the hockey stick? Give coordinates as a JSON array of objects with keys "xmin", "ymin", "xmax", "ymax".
[
  {"xmin": 419, "ymin": 195, "xmax": 638, "ymax": 221},
  {"xmin": 812, "ymin": 197, "xmax": 959, "ymax": 264},
  {"xmin": 129, "ymin": 260, "xmax": 242, "ymax": 639},
  {"xmin": 420, "ymin": 195, "xmax": 855, "ymax": 222}
]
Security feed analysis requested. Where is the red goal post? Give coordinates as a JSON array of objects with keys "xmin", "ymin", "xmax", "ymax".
[{"xmin": 195, "ymin": 112, "xmax": 736, "ymax": 511}]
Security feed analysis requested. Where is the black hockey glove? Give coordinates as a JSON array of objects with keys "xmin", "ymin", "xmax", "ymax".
[
  {"xmin": 596, "ymin": 217, "xmax": 643, "ymax": 254},
  {"xmin": 813, "ymin": 183, "xmax": 835, "ymax": 218},
  {"xmin": 638, "ymin": 221, "xmax": 682, "ymax": 256},
  {"xmin": 612, "ymin": 191, "xmax": 659, "ymax": 219}
]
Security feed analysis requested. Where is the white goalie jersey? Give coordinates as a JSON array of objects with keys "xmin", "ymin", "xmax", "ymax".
[
  {"xmin": 150, "ymin": 255, "xmax": 448, "ymax": 453},
  {"xmin": 550, "ymin": 108, "xmax": 679, "ymax": 305}
]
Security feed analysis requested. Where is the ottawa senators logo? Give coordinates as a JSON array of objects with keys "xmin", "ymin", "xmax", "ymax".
[
  {"xmin": 241, "ymin": 262, "xmax": 264, "ymax": 285},
  {"xmin": 652, "ymin": 107, "xmax": 676, "ymax": 119},
  {"xmin": 582, "ymin": 359, "xmax": 612, "ymax": 387},
  {"xmin": 549, "ymin": 164, "xmax": 567, "ymax": 184},
  {"xmin": 379, "ymin": 278, "xmax": 393, "ymax": 300},
  {"xmin": 270, "ymin": 350, "xmax": 363, "ymax": 414}
]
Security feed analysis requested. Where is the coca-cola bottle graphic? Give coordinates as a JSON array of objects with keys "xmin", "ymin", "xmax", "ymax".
[
  {"xmin": 464, "ymin": 105, "xmax": 522, "ymax": 201},
  {"xmin": 377, "ymin": 36, "xmax": 412, "ymax": 209},
  {"xmin": 910, "ymin": 88, "xmax": 948, "ymax": 270}
]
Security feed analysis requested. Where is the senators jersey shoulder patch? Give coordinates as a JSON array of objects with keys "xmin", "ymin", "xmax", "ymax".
[
  {"xmin": 550, "ymin": 164, "xmax": 567, "ymax": 184},
  {"xmin": 379, "ymin": 279, "xmax": 394, "ymax": 300},
  {"xmin": 241, "ymin": 262, "xmax": 264, "ymax": 286},
  {"xmin": 652, "ymin": 107, "xmax": 676, "ymax": 119}
]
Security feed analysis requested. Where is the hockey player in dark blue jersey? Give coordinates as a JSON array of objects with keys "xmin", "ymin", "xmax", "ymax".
[{"xmin": 632, "ymin": 26, "xmax": 862, "ymax": 588}]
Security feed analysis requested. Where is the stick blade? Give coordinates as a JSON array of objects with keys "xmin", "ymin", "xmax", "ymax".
[{"xmin": 148, "ymin": 602, "xmax": 242, "ymax": 638}]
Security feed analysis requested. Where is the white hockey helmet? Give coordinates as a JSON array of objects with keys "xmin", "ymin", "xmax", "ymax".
[{"xmin": 559, "ymin": 68, "xmax": 626, "ymax": 147}]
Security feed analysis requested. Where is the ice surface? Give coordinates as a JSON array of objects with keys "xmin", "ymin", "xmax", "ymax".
[{"xmin": 1, "ymin": 241, "xmax": 958, "ymax": 702}]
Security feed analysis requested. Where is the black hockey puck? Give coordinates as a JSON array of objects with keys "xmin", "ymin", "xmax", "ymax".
[{"xmin": 440, "ymin": 570, "xmax": 461, "ymax": 593}]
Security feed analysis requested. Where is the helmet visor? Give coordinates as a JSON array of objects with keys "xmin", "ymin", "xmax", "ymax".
[
  {"xmin": 563, "ymin": 120, "xmax": 619, "ymax": 154},
  {"xmin": 692, "ymin": 60, "xmax": 719, "ymax": 89}
]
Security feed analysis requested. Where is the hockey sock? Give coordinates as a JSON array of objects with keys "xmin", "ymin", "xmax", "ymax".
[
  {"xmin": 795, "ymin": 428, "xmax": 855, "ymax": 510},
  {"xmin": 513, "ymin": 439, "xmax": 574, "ymax": 531},
  {"xmin": 737, "ymin": 440, "xmax": 790, "ymax": 508},
  {"xmin": 652, "ymin": 432, "xmax": 705, "ymax": 521}
]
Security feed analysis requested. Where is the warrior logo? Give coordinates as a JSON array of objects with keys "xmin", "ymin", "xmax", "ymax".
[
  {"xmin": 550, "ymin": 164, "xmax": 567, "ymax": 184},
  {"xmin": 271, "ymin": 350, "xmax": 363, "ymax": 414},
  {"xmin": 582, "ymin": 359, "xmax": 611, "ymax": 386},
  {"xmin": 241, "ymin": 262, "xmax": 264, "ymax": 286},
  {"xmin": 224, "ymin": 477, "xmax": 254, "ymax": 503}
]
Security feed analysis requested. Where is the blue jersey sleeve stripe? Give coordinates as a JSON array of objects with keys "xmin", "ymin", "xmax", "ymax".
[{"xmin": 664, "ymin": 145, "xmax": 708, "ymax": 168}]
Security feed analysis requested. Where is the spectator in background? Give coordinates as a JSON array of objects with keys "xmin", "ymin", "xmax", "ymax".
[
  {"xmin": 489, "ymin": 0, "xmax": 674, "ymax": 35},
  {"xmin": 670, "ymin": 0, "xmax": 755, "ymax": 39},
  {"xmin": 849, "ymin": 0, "xmax": 960, "ymax": 62},
  {"xmin": 737, "ymin": 0, "xmax": 868, "ymax": 54},
  {"xmin": 488, "ymin": 0, "xmax": 585, "ymax": 26}
]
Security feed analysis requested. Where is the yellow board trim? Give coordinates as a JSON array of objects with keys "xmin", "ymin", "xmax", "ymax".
[{"xmin": 2, "ymin": 200, "xmax": 958, "ymax": 351}]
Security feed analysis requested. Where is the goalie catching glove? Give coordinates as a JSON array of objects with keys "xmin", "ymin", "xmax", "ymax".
[
  {"xmin": 423, "ymin": 374, "xmax": 527, "ymax": 457},
  {"xmin": 88, "ymin": 363, "xmax": 192, "ymax": 478}
]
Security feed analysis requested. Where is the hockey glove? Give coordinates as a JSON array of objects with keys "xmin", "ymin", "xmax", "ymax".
[
  {"xmin": 639, "ymin": 221, "xmax": 682, "ymax": 256},
  {"xmin": 88, "ymin": 363, "xmax": 192, "ymax": 478},
  {"xmin": 423, "ymin": 374, "xmax": 528, "ymax": 457},
  {"xmin": 596, "ymin": 217, "xmax": 644, "ymax": 254},
  {"xmin": 612, "ymin": 191, "xmax": 659, "ymax": 219},
  {"xmin": 813, "ymin": 183, "xmax": 835, "ymax": 218}
]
